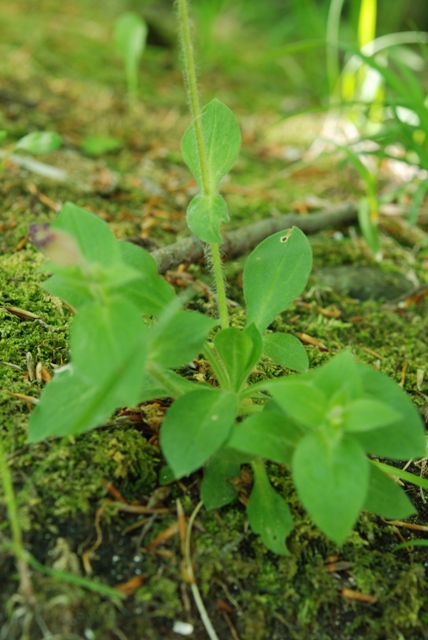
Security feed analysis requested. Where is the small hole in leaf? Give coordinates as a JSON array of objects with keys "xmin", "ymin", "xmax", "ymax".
[{"xmin": 280, "ymin": 230, "xmax": 292, "ymax": 243}]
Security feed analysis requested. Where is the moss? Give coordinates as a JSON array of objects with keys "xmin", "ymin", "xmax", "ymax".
[{"xmin": 135, "ymin": 575, "xmax": 182, "ymax": 619}]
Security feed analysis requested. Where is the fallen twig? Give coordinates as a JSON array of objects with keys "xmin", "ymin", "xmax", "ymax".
[{"xmin": 151, "ymin": 201, "xmax": 358, "ymax": 273}]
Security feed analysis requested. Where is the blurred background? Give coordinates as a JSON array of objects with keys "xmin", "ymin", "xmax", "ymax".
[
  {"xmin": 2, "ymin": 0, "xmax": 428, "ymax": 255},
  {"xmin": 2, "ymin": 0, "xmax": 428, "ymax": 105}
]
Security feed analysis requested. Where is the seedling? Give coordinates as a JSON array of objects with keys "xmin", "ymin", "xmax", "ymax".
[
  {"xmin": 114, "ymin": 11, "xmax": 148, "ymax": 105},
  {"xmin": 81, "ymin": 135, "xmax": 123, "ymax": 157},
  {"xmin": 0, "ymin": 131, "xmax": 62, "ymax": 176},
  {"xmin": 28, "ymin": 0, "xmax": 426, "ymax": 553}
]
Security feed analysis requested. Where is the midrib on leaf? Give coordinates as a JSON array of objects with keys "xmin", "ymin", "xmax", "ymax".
[{"xmin": 205, "ymin": 107, "xmax": 218, "ymax": 194}]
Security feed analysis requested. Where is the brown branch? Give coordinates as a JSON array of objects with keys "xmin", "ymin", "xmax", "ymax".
[{"xmin": 151, "ymin": 201, "xmax": 358, "ymax": 274}]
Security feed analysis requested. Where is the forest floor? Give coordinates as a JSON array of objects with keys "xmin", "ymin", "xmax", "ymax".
[{"xmin": 1, "ymin": 2, "xmax": 428, "ymax": 639}]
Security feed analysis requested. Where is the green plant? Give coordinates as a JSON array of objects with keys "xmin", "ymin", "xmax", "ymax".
[
  {"xmin": 0, "ymin": 131, "xmax": 62, "ymax": 176},
  {"xmin": 324, "ymin": 0, "xmax": 428, "ymax": 253},
  {"xmin": 0, "ymin": 436, "xmax": 33, "ymax": 599},
  {"xmin": 114, "ymin": 11, "xmax": 148, "ymax": 105},
  {"xmin": 27, "ymin": 0, "xmax": 426, "ymax": 553}
]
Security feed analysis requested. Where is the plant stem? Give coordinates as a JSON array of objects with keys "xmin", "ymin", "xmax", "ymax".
[
  {"xmin": 177, "ymin": 0, "xmax": 229, "ymax": 328},
  {"xmin": 210, "ymin": 243, "xmax": 228, "ymax": 329},
  {"xmin": 0, "ymin": 436, "xmax": 33, "ymax": 599},
  {"xmin": 177, "ymin": 0, "xmax": 210, "ymax": 193},
  {"xmin": 146, "ymin": 362, "xmax": 187, "ymax": 398}
]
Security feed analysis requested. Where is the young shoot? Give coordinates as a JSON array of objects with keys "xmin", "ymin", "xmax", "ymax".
[{"xmin": 114, "ymin": 12, "xmax": 148, "ymax": 106}]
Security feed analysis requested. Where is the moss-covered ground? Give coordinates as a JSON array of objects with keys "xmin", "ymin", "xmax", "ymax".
[{"xmin": 1, "ymin": 2, "xmax": 428, "ymax": 639}]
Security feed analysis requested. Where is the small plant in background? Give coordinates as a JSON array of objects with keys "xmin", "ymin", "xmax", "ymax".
[
  {"xmin": 114, "ymin": 11, "xmax": 148, "ymax": 106},
  {"xmin": 323, "ymin": 0, "xmax": 428, "ymax": 255},
  {"xmin": 0, "ymin": 131, "xmax": 62, "ymax": 176},
  {"xmin": 81, "ymin": 135, "xmax": 123, "ymax": 157},
  {"xmin": 27, "ymin": 0, "xmax": 426, "ymax": 554}
]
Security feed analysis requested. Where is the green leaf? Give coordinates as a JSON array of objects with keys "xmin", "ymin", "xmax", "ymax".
[
  {"xmin": 148, "ymin": 307, "xmax": 217, "ymax": 369},
  {"xmin": 371, "ymin": 461, "xmax": 428, "ymax": 492},
  {"xmin": 118, "ymin": 241, "xmax": 175, "ymax": 315},
  {"xmin": 186, "ymin": 194, "xmax": 229, "ymax": 243},
  {"xmin": 292, "ymin": 431, "xmax": 369, "ymax": 544},
  {"xmin": 69, "ymin": 298, "xmax": 147, "ymax": 386},
  {"xmin": 247, "ymin": 460, "xmax": 293, "ymax": 555},
  {"xmin": 264, "ymin": 378, "xmax": 328, "ymax": 429},
  {"xmin": 243, "ymin": 227, "xmax": 312, "ymax": 332},
  {"xmin": 311, "ymin": 350, "xmax": 363, "ymax": 401},
  {"xmin": 342, "ymin": 398, "xmax": 402, "ymax": 433},
  {"xmin": 160, "ymin": 389, "xmax": 238, "ymax": 478},
  {"xmin": 42, "ymin": 262, "xmax": 141, "ymax": 311},
  {"xmin": 364, "ymin": 462, "xmax": 416, "ymax": 519},
  {"xmin": 51, "ymin": 202, "xmax": 121, "ymax": 266},
  {"xmin": 42, "ymin": 268, "xmax": 95, "ymax": 309},
  {"xmin": 213, "ymin": 323, "xmax": 263, "ymax": 392},
  {"xmin": 226, "ymin": 412, "xmax": 303, "ymax": 465},
  {"xmin": 14, "ymin": 131, "xmax": 62, "ymax": 154},
  {"xmin": 181, "ymin": 98, "xmax": 241, "ymax": 193},
  {"xmin": 201, "ymin": 448, "xmax": 244, "ymax": 510},
  {"xmin": 28, "ymin": 299, "xmax": 148, "ymax": 442},
  {"xmin": 81, "ymin": 135, "xmax": 123, "ymax": 156},
  {"xmin": 27, "ymin": 367, "xmax": 121, "ymax": 442},
  {"xmin": 263, "ymin": 332, "xmax": 308, "ymax": 373},
  {"xmin": 114, "ymin": 12, "xmax": 147, "ymax": 92},
  {"xmin": 352, "ymin": 363, "xmax": 426, "ymax": 459},
  {"xmin": 358, "ymin": 197, "xmax": 381, "ymax": 256}
]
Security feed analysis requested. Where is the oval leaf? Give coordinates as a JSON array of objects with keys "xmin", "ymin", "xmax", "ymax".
[
  {"xmin": 364, "ymin": 462, "xmax": 416, "ymax": 519},
  {"xmin": 186, "ymin": 193, "xmax": 229, "ymax": 243},
  {"xmin": 264, "ymin": 378, "xmax": 328, "ymax": 429},
  {"xmin": 181, "ymin": 98, "xmax": 241, "ymax": 193},
  {"xmin": 247, "ymin": 461, "xmax": 293, "ymax": 555},
  {"xmin": 243, "ymin": 227, "xmax": 312, "ymax": 332},
  {"xmin": 114, "ymin": 12, "xmax": 147, "ymax": 66},
  {"xmin": 27, "ymin": 299, "xmax": 148, "ymax": 442},
  {"xmin": 118, "ymin": 241, "xmax": 175, "ymax": 315},
  {"xmin": 160, "ymin": 389, "xmax": 238, "ymax": 478},
  {"xmin": 263, "ymin": 332, "xmax": 309, "ymax": 372},
  {"xmin": 201, "ymin": 448, "xmax": 244, "ymax": 510},
  {"xmin": 27, "ymin": 367, "xmax": 121, "ymax": 442},
  {"xmin": 70, "ymin": 299, "xmax": 147, "ymax": 387},
  {"xmin": 226, "ymin": 412, "xmax": 303, "ymax": 465},
  {"xmin": 214, "ymin": 324, "xmax": 263, "ymax": 392},
  {"xmin": 343, "ymin": 398, "xmax": 402, "ymax": 433},
  {"xmin": 293, "ymin": 431, "xmax": 369, "ymax": 544},
  {"xmin": 15, "ymin": 131, "xmax": 62, "ymax": 154},
  {"xmin": 148, "ymin": 307, "xmax": 217, "ymax": 369},
  {"xmin": 51, "ymin": 202, "xmax": 121, "ymax": 266},
  {"xmin": 353, "ymin": 363, "xmax": 426, "ymax": 459}
]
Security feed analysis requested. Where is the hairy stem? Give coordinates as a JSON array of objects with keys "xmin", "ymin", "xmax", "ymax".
[{"xmin": 177, "ymin": 0, "xmax": 229, "ymax": 328}]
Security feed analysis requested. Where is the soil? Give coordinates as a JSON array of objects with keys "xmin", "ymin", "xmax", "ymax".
[{"xmin": 1, "ymin": 2, "xmax": 428, "ymax": 640}]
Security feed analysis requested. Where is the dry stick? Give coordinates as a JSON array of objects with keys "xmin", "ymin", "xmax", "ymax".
[
  {"xmin": 151, "ymin": 201, "xmax": 358, "ymax": 274},
  {"xmin": 182, "ymin": 500, "xmax": 220, "ymax": 640}
]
